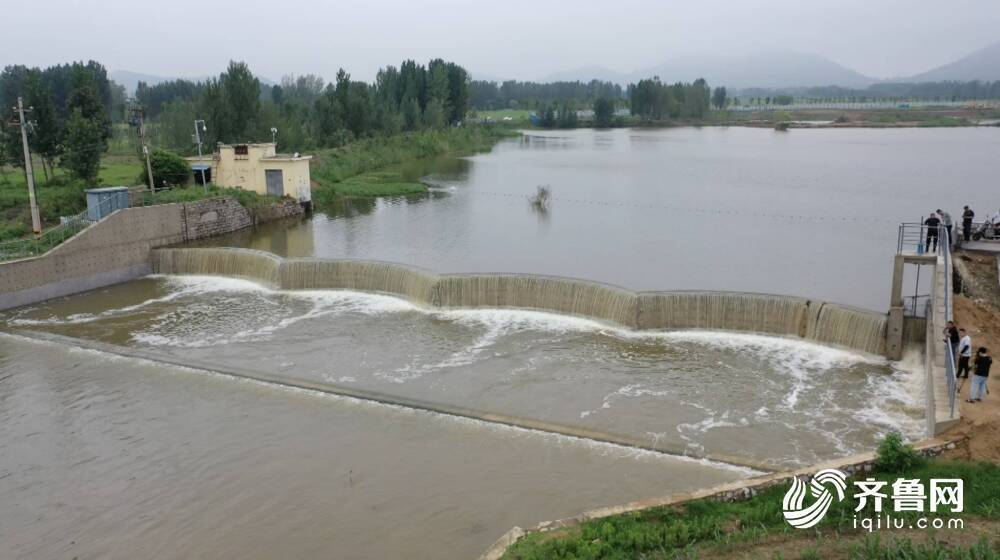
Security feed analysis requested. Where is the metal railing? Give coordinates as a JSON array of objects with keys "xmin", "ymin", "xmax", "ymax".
[
  {"xmin": 940, "ymin": 226, "xmax": 957, "ymax": 418},
  {"xmin": 0, "ymin": 195, "xmax": 121, "ymax": 263},
  {"xmin": 897, "ymin": 222, "xmax": 957, "ymax": 420}
]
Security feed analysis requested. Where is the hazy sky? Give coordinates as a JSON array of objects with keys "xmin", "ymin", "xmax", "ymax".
[{"xmin": 5, "ymin": 0, "xmax": 1000, "ymax": 83}]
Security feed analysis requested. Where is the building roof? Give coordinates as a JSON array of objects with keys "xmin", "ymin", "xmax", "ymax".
[{"xmin": 262, "ymin": 154, "xmax": 313, "ymax": 162}]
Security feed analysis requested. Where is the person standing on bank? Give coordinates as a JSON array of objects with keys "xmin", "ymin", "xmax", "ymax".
[
  {"xmin": 962, "ymin": 205, "xmax": 975, "ymax": 242},
  {"xmin": 957, "ymin": 329, "xmax": 972, "ymax": 379},
  {"xmin": 945, "ymin": 321, "xmax": 960, "ymax": 359},
  {"xmin": 924, "ymin": 212, "xmax": 941, "ymax": 252},
  {"xmin": 937, "ymin": 208, "xmax": 953, "ymax": 246},
  {"xmin": 967, "ymin": 347, "xmax": 991, "ymax": 403}
]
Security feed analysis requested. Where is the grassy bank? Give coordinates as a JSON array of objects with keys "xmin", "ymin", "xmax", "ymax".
[
  {"xmin": 0, "ymin": 156, "xmax": 143, "ymax": 241},
  {"xmin": 503, "ymin": 438, "xmax": 1000, "ymax": 559},
  {"xmin": 140, "ymin": 184, "xmax": 281, "ymax": 210},
  {"xmin": 311, "ymin": 126, "xmax": 516, "ymax": 202}
]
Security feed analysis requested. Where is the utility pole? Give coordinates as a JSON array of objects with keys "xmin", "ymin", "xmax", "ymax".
[
  {"xmin": 129, "ymin": 101, "xmax": 155, "ymax": 192},
  {"xmin": 11, "ymin": 97, "xmax": 41, "ymax": 234},
  {"xmin": 193, "ymin": 119, "xmax": 207, "ymax": 193}
]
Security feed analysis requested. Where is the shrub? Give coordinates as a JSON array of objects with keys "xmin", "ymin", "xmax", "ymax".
[
  {"xmin": 874, "ymin": 432, "xmax": 925, "ymax": 473},
  {"xmin": 138, "ymin": 149, "xmax": 191, "ymax": 189}
]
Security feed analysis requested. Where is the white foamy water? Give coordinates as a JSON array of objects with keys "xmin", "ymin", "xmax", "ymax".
[{"xmin": 2, "ymin": 274, "xmax": 926, "ymax": 467}]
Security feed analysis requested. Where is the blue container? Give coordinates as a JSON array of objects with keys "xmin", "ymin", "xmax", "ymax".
[{"xmin": 85, "ymin": 187, "xmax": 131, "ymax": 221}]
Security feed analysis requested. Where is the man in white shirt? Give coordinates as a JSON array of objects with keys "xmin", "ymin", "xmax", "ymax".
[{"xmin": 957, "ymin": 328, "xmax": 973, "ymax": 379}]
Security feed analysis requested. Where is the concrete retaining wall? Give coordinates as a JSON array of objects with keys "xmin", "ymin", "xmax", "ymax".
[
  {"xmin": 0, "ymin": 205, "xmax": 185, "ymax": 311},
  {"xmin": 478, "ymin": 436, "xmax": 965, "ymax": 560},
  {"xmin": 0, "ymin": 197, "xmax": 294, "ymax": 312},
  {"xmin": 150, "ymin": 247, "xmax": 891, "ymax": 357}
]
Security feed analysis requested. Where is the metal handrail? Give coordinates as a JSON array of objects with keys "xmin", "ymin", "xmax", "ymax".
[
  {"xmin": 898, "ymin": 222, "xmax": 957, "ymax": 419},
  {"xmin": 940, "ymin": 225, "xmax": 957, "ymax": 418}
]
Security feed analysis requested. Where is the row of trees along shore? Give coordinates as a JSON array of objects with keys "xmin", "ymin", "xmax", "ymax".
[
  {"xmin": 142, "ymin": 59, "xmax": 471, "ymax": 157},
  {"xmin": 5, "ymin": 57, "xmax": 1000, "ymax": 184}
]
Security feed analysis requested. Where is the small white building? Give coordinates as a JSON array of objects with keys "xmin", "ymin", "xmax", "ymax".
[{"xmin": 188, "ymin": 142, "xmax": 312, "ymax": 204}]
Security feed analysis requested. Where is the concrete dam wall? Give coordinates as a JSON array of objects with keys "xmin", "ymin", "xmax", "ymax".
[{"xmin": 151, "ymin": 247, "xmax": 888, "ymax": 355}]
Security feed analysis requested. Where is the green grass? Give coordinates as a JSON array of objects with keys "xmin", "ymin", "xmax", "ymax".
[
  {"xmin": 310, "ymin": 126, "xmax": 516, "ymax": 200},
  {"xmin": 502, "ymin": 459, "xmax": 1000, "ymax": 559},
  {"xmin": 0, "ymin": 156, "xmax": 144, "ymax": 241},
  {"xmin": 142, "ymin": 184, "xmax": 281, "ymax": 210}
]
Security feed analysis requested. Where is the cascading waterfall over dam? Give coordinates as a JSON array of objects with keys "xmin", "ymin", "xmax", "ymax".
[
  {"xmin": 435, "ymin": 274, "xmax": 639, "ymax": 326},
  {"xmin": 150, "ymin": 248, "xmax": 888, "ymax": 355},
  {"xmin": 153, "ymin": 247, "xmax": 283, "ymax": 287}
]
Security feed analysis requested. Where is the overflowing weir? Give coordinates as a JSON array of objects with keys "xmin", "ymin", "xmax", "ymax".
[{"xmin": 151, "ymin": 248, "xmax": 888, "ymax": 355}]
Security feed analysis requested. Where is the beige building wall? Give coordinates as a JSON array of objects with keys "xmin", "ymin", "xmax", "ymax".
[{"xmin": 188, "ymin": 143, "xmax": 312, "ymax": 203}]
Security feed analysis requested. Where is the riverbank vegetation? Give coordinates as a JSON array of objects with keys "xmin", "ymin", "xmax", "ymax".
[
  {"xmin": 0, "ymin": 156, "xmax": 141, "ymax": 241},
  {"xmin": 502, "ymin": 435, "xmax": 1000, "ymax": 559},
  {"xmin": 311, "ymin": 126, "xmax": 516, "ymax": 201}
]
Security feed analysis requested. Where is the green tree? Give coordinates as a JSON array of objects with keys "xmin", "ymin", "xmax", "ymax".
[
  {"xmin": 539, "ymin": 104, "xmax": 556, "ymax": 128},
  {"xmin": 67, "ymin": 66, "xmax": 111, "ymax": 143},
  {"xmin": 157, "ymin": 99, "xmax": 199, "ymax": 153},
  {"xmin": 445, "ymin": 62, "xmax": 469, "ymax": 124},
  {"xmin": 138, "ymin": 149, "xmax": 191, "ymax": 188},
  {"xmin": 220, "ymin": 61, "xmax": 261, "ymax": 142},
  {"xmin": 423, "ymin": 98, "xmax": 446, "ymax": 129},
  {"xmin": 427, "ymin": 59, "xmax": 450, "ymax": 110},
  {"xmin": 62, "ymin": 108, "xmax": 103, "ymax": 183},
  {"xmin": 711, "ymin": 86, "xmax": 727, "ymax": 110},
  {"xmin": 593, "ymin": 97, "xmax": 615, "ymax": 127},
  {"xmin": 402, "ymin": 97, "xmax": 422, "ymax": 131},
  {"xmin": 200, "ymin": 61, "xmax": 261, "ymax": 144},
  {"xmin": 24, "ymin": 73, "xmax": 61, "ymax": 180},
  {"xmin": 556, "ymin": 104, "xmax": 578, "ymax": 128}
]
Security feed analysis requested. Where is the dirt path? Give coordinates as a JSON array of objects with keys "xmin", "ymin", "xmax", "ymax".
[{"xmin": 944, "ymin": 251, "xmax": 1000, "ymax": 462}]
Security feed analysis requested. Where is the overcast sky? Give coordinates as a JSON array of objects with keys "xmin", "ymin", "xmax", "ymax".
[{"xmin": 5, "ymin": 0, "xmax": 1000, "ymax": 83}]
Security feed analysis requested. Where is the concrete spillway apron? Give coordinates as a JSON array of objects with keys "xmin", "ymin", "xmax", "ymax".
[{"xmin": 8, "ymin": 329, "xmax": 775, "ymax": 473}]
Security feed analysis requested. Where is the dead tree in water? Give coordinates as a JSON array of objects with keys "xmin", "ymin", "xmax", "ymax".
[{"xmin": 531, "ymin": 185, "xmax": 551, "ymax": 211}]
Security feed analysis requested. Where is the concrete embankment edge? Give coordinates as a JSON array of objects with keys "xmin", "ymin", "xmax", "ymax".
[
  {"xmin": 4, "ymin": 330, "xmax": 777, "ymax": 473},
  {"xmin": 477, "ymin": 436, "xmax": 966, "ymax": 560}
]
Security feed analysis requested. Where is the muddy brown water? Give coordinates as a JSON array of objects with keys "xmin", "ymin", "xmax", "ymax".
[
  {"xmin": 0, "ymin": 272, "xmax": 927, "ymax": 558},
  {"xmin": 3, "ymin": 126, "xmax": 976, "ymax": 558},
  {"xmin": 0, "ymin": 333, "xmax": 747, "ymax": 560}
]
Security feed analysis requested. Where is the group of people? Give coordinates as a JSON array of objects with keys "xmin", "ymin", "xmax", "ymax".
[
  {"xmin": 944, "ymin": 321, "xmax": 991, "ymax": 403},
  {"xmin": 922, "ymin": 206, "xmax": 977, "ymax": 252}
]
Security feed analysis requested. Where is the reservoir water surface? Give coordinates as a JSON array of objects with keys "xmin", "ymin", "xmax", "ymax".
[{"xmin": 3, "ymin": 126, "xmax": 988, "ymax": 558}]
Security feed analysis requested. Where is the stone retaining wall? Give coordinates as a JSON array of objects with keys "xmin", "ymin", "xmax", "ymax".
[
  {"xmin": 182, "ymin": 198, "xmax": 254, "ymax": 241},
  {"xmin": 251, "ymin": 198, "xmax": 305, "ymax": 224},
  {"xmin": 478, "ymin": 436, "xmax": 965, "ymax": 560}
]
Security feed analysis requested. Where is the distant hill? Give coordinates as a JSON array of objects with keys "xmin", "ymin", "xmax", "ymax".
[
  {"xmin": 110, "ymin": 69, "xmax": 275, "ymax": 94},
  {"xmin": 631, "ymin": 52, "xmax": 875, "ymax": 89},
  {"xmin": 539, "ymin": 65, "xmax": 630, "ymax": 84},
  {"xmin": 110, "ymin": 70, "xmax": 177, "ymax": 94},
  {"xmin": 905, "ymin": 41, "xmax": 1000, "ymax": 82},
  {"xmin": 530, "ymin": 52, "xmax": 875, "ymax": 89}
]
